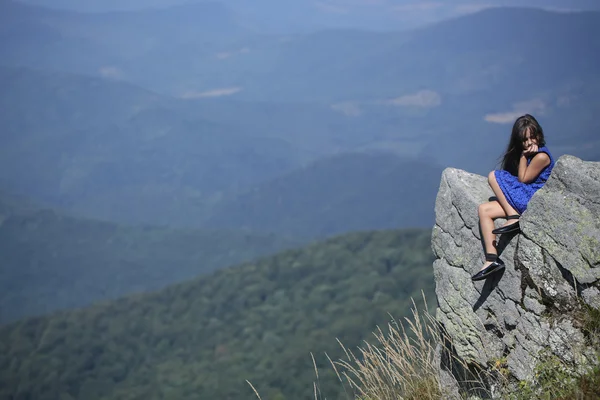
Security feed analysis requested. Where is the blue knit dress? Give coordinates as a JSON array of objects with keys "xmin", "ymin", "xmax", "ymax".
[{"xmin": 494, "ymin": 146, "xmax": 554, "ymax": 214}]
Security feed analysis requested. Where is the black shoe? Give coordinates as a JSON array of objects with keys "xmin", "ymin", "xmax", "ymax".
[
  {"xmin": 492, "ymin": 221, "xmax": 520, "ymax": 234},
  {"xmin": 471, "ymin": 259, "xmax": 505, "ymax": 281}
]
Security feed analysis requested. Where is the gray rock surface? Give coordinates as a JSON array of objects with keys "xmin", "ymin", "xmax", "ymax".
[{"xmin": 432, "ymin": 155, "xmax": 600, "ymax": 390}]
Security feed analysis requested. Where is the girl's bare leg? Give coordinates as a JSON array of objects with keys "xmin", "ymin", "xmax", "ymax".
[
  {"xmin": 488, "ymin": 171, "xmax": 519, "ymax": 228},
  {"xmin": 478, "ymin": 200, "xmax": 507, "ymax": 271}
]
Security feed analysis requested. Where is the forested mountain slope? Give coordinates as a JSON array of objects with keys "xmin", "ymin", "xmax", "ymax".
[
  {"xmin": 0, "ymin": 195, "xmax": 296, "ymax": 323},
  {"xmin": 0, "ymin": 228, "xmax": 435, "ymax": 399}
]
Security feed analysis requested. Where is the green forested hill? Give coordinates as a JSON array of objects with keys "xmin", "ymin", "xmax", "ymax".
[
  {"xmin": 0, "ymin": 228, "xmax": 435, "ymax": 400},
  {"xmin": 0, "ymin": 197, "xmax": 297, "ymax": 324}
]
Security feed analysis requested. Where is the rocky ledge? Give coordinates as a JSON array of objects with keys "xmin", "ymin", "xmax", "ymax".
[{"xmin": 432, "ymin": 155, "xmax": 600, "ymax": 391}]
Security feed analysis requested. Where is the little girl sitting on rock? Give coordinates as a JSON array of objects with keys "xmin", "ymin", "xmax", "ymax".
[{"xmin": 472, "ymin": 114, "xmax": 555, "ymax": 281}]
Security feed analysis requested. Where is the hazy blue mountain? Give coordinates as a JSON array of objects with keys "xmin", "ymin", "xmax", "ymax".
[
  {"xmin": 215, "ymin": 7, "xmax": 600, "ymax": 169},
  {"xmin": 0, "ymin": 66, "xmax": 307, "ymax": 226},
  {"xmin": 0, "ymin": 66, "xmax": 447, "ymax": 232},
  {"xmin": 224, "ymin": 8, "xmax": 600, "ymax": 104},
  {"xmin": 15, "ymin": 0, "xmax": 600, "ymax": 31},
  {"xmin": 0, "ymin": 228, "xmax": 435, "ymax": 399},
  {"xmin": 0, "ymin": 193, "xmax": 298, "ymax": 324},
  {"xmin": 0, "ymin": 0, "xmax": 250, "ymax": 79},
  {"xmin": 205, "ymin": 152, "xmax": 443, "ymax": 239},
  {"xmin": 1, "ymin": 8, "xmax": 599, "ymax": 230},
  {"xmin": 3, "ymin": 4, "xmax": 600, "ymax": 106},
  {"xmin": 0, "ymin": 66, "xmax": 477, "ymax": 232}
]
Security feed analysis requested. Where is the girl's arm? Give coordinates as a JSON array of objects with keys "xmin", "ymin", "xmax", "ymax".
[{"xmin": 518, "ymin": 150, "xmax": 550, "ymax": 183}]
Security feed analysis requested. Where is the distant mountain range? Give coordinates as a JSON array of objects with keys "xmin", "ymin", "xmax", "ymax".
[
  {"xmin": 3, "ymin": 2, "xmax": 600, "ymax": 103},
  {"xmin": 14, "ymin": 0, "xmax": 600, "ymax": 31},
  {"xmin": 1, "ymin": 6, "xmax": 599, "ymax": 234},
  {"xmin": 0, "ymin": 66, "xmax": 307, "ymax": 224},
  {"xmin": 205, "ymin": 152, "xmax": 443, "ymax": 238},
  {"xmin": 0, "ymin": 66, "xmax": 445, "ymax": 233},
  {"xmin": 0, "ymin": 227, "xmax": 435, "ymax": 399}
]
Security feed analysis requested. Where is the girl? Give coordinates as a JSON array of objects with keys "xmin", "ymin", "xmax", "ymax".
[{"xmin": 471, "ymin": 114, "xmax": 554, "ymax": 281}]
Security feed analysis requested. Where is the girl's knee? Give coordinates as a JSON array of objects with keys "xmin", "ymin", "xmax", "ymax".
[{"xmin": 478, "ymin": 203, "xmax": 487, "ymax": 217}]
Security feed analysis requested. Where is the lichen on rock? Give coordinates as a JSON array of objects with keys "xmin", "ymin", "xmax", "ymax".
[{"xmin": 432, "ymin": 155, "xmax": 600, "ymax": 393}]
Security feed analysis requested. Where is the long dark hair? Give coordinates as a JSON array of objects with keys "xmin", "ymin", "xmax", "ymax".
[{"xmin": 500, "ymin": 114, "xmax": 545, "ymax": 175}]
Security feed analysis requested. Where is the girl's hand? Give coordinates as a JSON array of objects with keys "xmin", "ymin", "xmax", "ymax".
[{"xmin": 523, "ymin": 144, "xmax": 539, "ymax": 156}]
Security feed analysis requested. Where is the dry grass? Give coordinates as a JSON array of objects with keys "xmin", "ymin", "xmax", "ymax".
[
  {"xmin": 322, "ymin": 293, "xmax": 486, "ymax": 400},
  {"xmin": 249, "ymin": 293, "xmax": 487, "ymax": 400},
  {"xmin": 246, "ymin": 380, "xmax": 263, "ymax": 400},
  {"xmin": 329, "ymin": 300, "xmax": 442, "ymax": 399}
]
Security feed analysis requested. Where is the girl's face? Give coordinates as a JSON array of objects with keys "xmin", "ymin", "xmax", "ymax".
[{"xmin": 522, "ymin": 128, "xmax": 538, "ymax": 149}]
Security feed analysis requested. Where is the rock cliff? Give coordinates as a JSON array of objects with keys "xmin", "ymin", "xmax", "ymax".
[{"xmin": 432, "ymin": 155, "xmax": 600, "ymax": 392}]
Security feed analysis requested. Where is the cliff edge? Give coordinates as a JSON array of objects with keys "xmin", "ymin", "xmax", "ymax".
[{"xmin": 432, "ymin": 155, "xmax": 600, "ymax": 392}]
